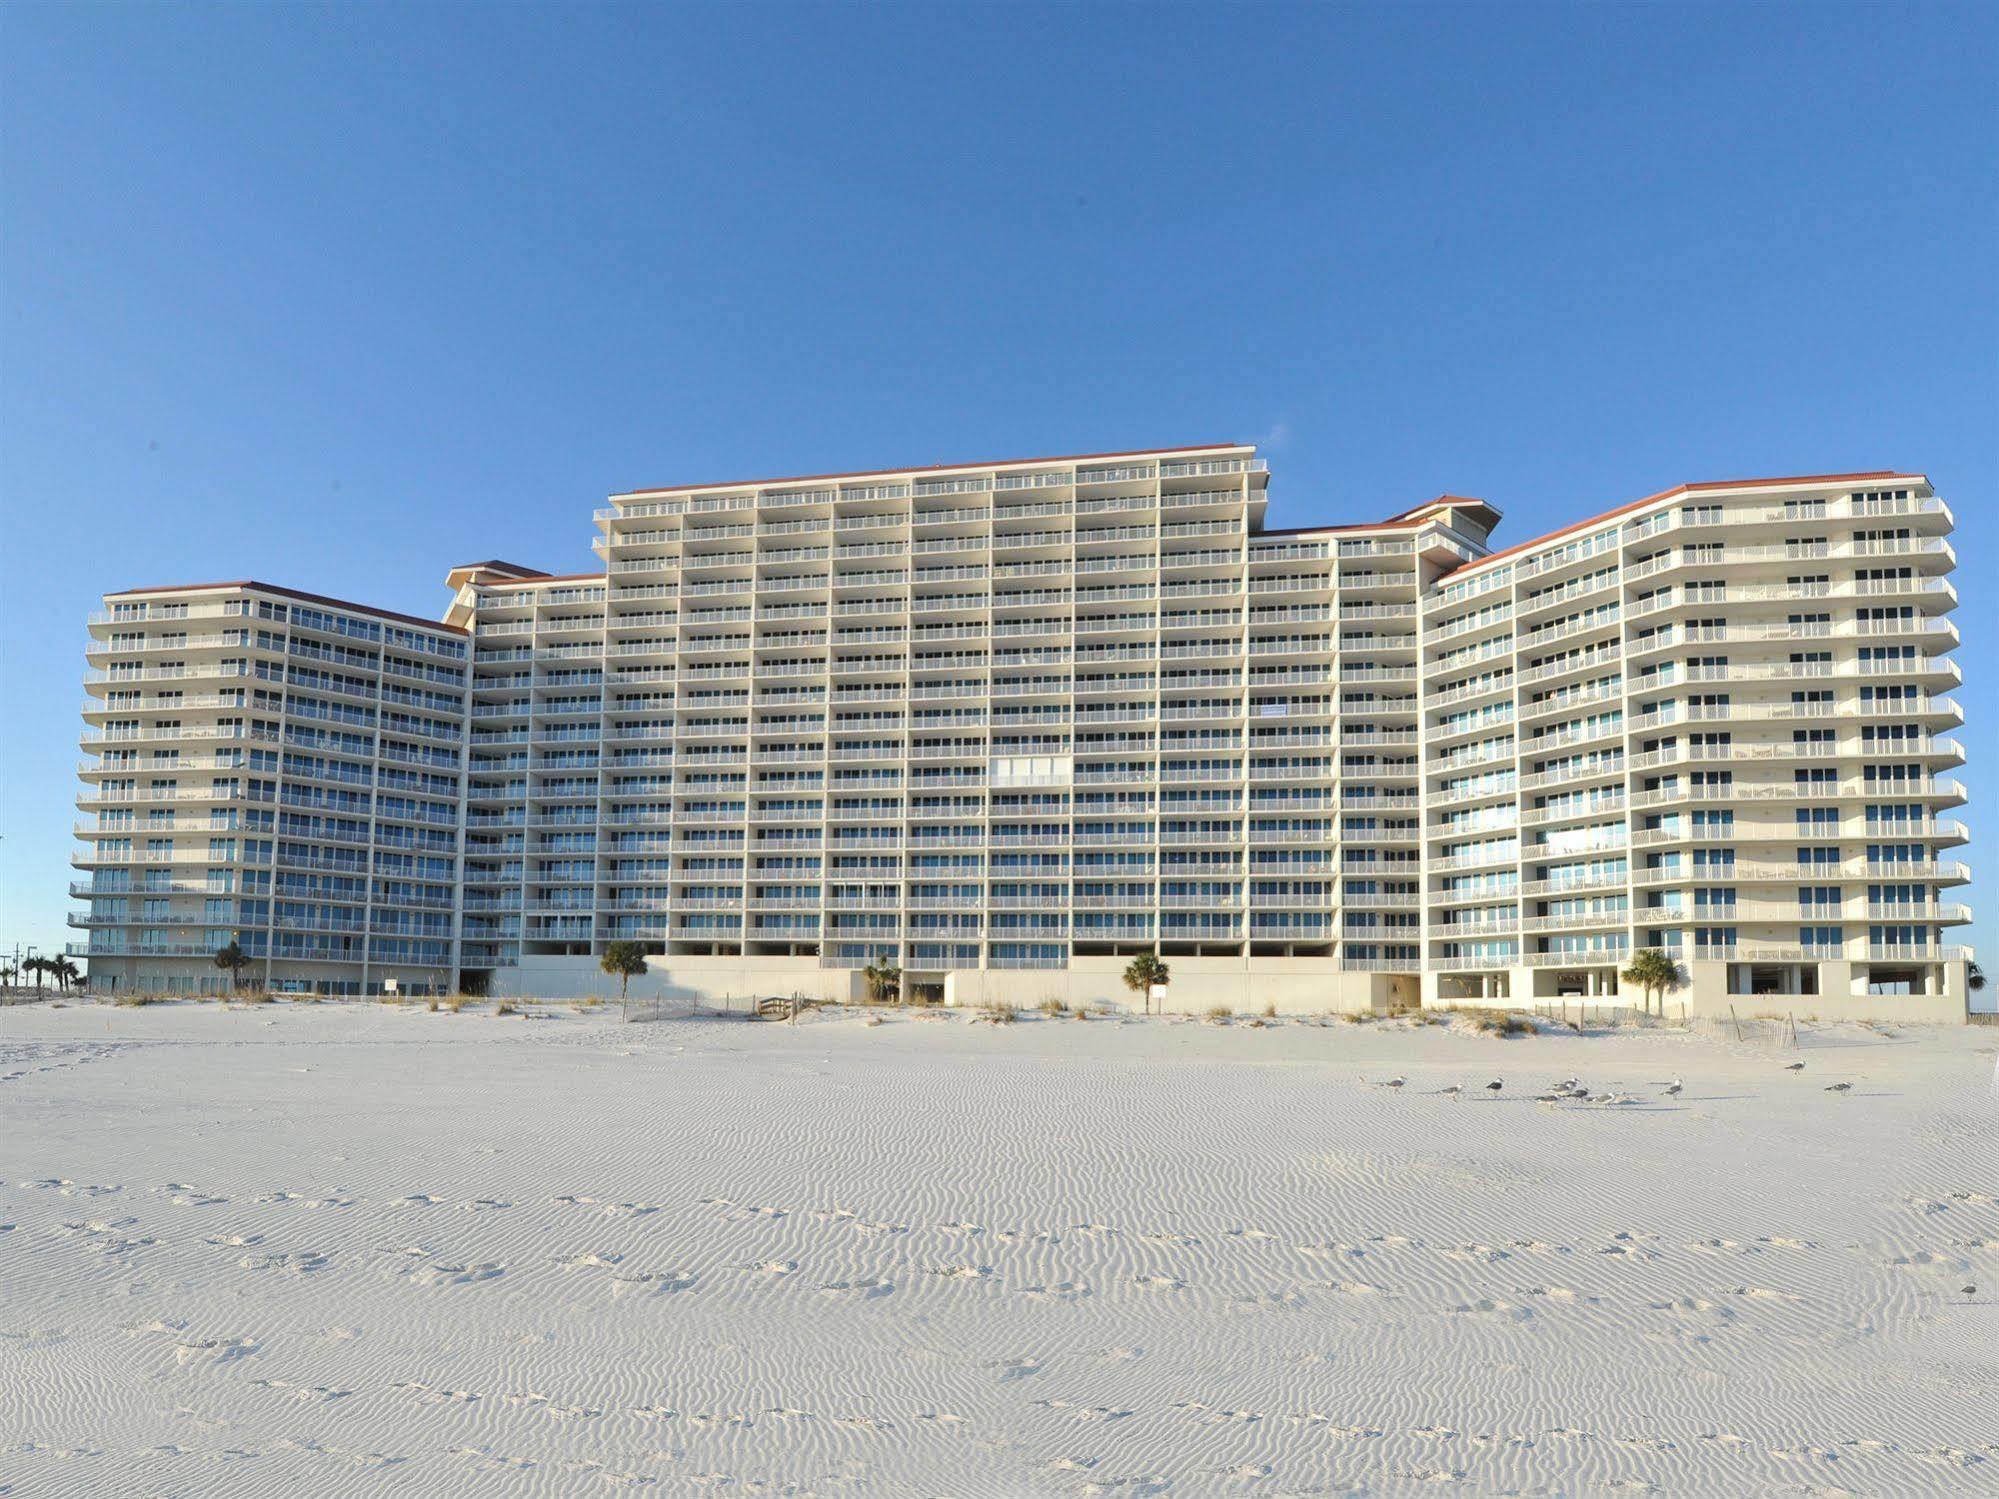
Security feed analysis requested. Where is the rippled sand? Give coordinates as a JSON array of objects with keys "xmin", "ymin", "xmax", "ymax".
[{"xmin": 2, "ymin": 1001, "xmax": 1994, "ymax": 1496}]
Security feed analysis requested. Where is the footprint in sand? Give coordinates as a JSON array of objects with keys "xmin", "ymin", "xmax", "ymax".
[
  {"xmin": 1133, "ymin": 1272, "xmax": 1187, "ymax": 1291},
  {"xmin": 62, "ymin": 1220, "xmax": 155, "ymax": 1253},
  {"xmin": 256, "ymin": 1191, "xmax": 357, "ymax": 1208},
  {"xmin": 151, "ymin": 1183, "xmax": 227, "ymax": 1206},
  {"xmin": 994, "ymin": 1227, "xmax": 1061, "ymax": 1245},
  {"xmin": 251, "ymin": 1377, "xmax": 352, "ymax": 1402},
  {"xmin": 1888, "ymin": 1250, "xmax": 1971, "ymax": 1274},
  {"xmin": 415, "ymin": 1265, "xmax": 496, "ymax": 1295},
  {"xmin": 926, "ymin": 1264, "xmax": 992, "ymax": 1281},
  {"xmin": 611, "ymin": 1271, "xmax": 698, "ymax": 1298},
  {"xmin": 553, "ymin": 1251, "xmax": 624, "ymax": 1271},
  {"xmin": 1231, "ymin": 1290, "xmax": 1308, "ymax": 1312},
  {"xmin": 206, "ymin": 1233, "xmax": 263, "ymax": 1248},
  {"xmin": 395, "ymin": 1381, "xmax": 481, "ymax": 1405},
  {"xmin": 1019, "ymin": 1282, "xmax": 1090, "ymax": 1303},
  {"xmin": 1299, "ymin": 1241, "xmax": 1368, "ymax": 1261},
  {"xmin": 1912, "ymin": 1447, "xmax": 1987, "ymax": 1468},
  {"xmin": 1035, "ymin": 1399, "xmax": 1133, "ymax": 1422},
  {"xmin": 566, "ymin": 1459, "xmax": 654, "ymax": 1486},
  {"xmin": 173, "ymin": 1336, "xmax": 257, "ymax": 1366},
  {"xmin": 23, "ymin": 1178, "xmax": 121, "ymax": 1198},
  {"xmin": 819, "ymin": 1278, "xmax": 894, "ymax": 1300},
  {"xmin": 451, "ymin": 1446, "xmax": 536, "ymax": 1471},
  {"xmin": 123, "ymin": 1317, "xmax": 188, "ymax": 1337},
  {"xmin": 1174, "ymin": 1401, "xmax": 1262, "ymax": 1425},
  {"xmin": 1395, "ymin": 1465, "xmax": 1467, "ymax": 1484},
  {"xmin": 1452, "ymin": 1298, "xmax": 1534, "ymax": 1321},
  {"xmin": 1599, "ymin": 1236, "xmax": 1663, "ymax": 1260},
  {"xmin": 739, "ymin": 1259, "xmax": 797, "ymax": 1278},
  {"xmin": 985, "ymin": 1357, "xmax": 1044, "ymax": 1381},
  {"xmin": 238, "ymin": 1249, "xmax": 333, "ymax": 1274}
]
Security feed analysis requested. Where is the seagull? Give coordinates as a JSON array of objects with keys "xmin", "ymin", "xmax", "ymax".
[
  {"xmin": 1664, "ymin": 1079, "xmax": 1683, "ymax": 1097},
  {"xmin": 1381, "ymin": 1076, "xmax": 1407, "ymax": 1089},
  {"xmin": 1485, "ymin": 1078, "xmax": 1504, "ymax": 1096},
  {"xmin": 1824, "ymin": 1082, "xmax": 1853, "ymax": 1093},
  {"xmin": 1553, "ymin": 1077, "xmax": 1579, "ymax": 1093},
  {"xmin": 1440, "ymin": 1084, "xmax": 1463, "ymax": 1101},
  {"xmin": 1533, "ymin": 1092, "xmax": 1562, "ymax": 1105},
  {"xmin": 1963, "ymin": 1285, "xmax": 1978, "ymax": 1299},
  {"xmin": 1784, "ymin": 1061, "xmax": 1806, "ymax": 1072},
  {"xmin": 1588, "ymin": 1092, "xmax": 1615, "ymax": 1105}
]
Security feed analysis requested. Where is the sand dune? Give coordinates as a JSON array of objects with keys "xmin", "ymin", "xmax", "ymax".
[{"xmin": 1, "ymin": 1001, "xmax": 1994, "ymax": 1497}]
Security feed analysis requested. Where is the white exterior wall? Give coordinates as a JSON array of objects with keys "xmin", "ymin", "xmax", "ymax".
[
  {"xmin": 73, "ymin": 454, "xmax": 1972, "ymax": 1018},
  {"xmin": 73, "ymin": 586, "xmax": 469, "ymax": 995}
]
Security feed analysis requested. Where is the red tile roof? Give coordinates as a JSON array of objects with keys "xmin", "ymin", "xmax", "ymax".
[
  {"xmin": 1446, "ymin": 471, "xmax": 1927, "ymax": 576},
  {"xmin": 612, "ymin": 443, "xmax": 1251, "ymax": 499},
  {"xmin": 103, "ymin": 581, "xmax": 467, "ymax": 635}
]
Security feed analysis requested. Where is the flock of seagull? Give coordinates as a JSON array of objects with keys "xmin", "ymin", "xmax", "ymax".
[{"xmin": 1372, "ymin": 1061, "xmax": 1855, "ymax": 1104}]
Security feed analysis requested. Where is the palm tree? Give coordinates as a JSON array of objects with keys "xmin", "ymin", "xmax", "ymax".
[
  {"xmin": 0, "ymin": 961, "xmax": 17, "ymax": 990},
  {"xmin": 1968, "ymin": 960, "xmax": 1985, "ymax": 994},
  {"xmin": 862, "ymin": 956, "xmax": 901, "ymax": 1005},
  {"xmin": 1123, "ymin": 951, "xmax": 1170, "ymax": 1016},
  {"xmin": 1621, "ymin": 948, "xmax": 1679, "ymax": 1017},
  {"xmin": 599, "ymin": 940, "xmax": 648, "ymax": 1018},
  {"xmin": 212, "ymin": 939, "xmax": 251, "ymax": 994},
  {"xmin": 53, "ymin": 956, "xmax": 81, "ymax": 994},
  {"xmin": 22, "ymin": 956, "xmax": 50, "ymax": 992}
]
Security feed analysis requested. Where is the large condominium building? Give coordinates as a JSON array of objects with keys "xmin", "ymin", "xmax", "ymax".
[{"xmin": 71, "ymin": 445, "xmax": 1973, "ymax": 1018}]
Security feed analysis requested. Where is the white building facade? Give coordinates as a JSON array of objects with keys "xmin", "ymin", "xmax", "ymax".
[{"xmin": 72, "ymin": 446, "xmax": 1971, "ymax": 1018}]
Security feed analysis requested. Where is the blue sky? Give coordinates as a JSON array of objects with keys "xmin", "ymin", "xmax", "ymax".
[{"xmin": 3, "ymin": 2, "xmax": 1994, "ymax": 970}]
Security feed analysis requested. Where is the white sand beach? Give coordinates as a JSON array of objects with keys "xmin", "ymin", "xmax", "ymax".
[{"xmin": 2, "ymin": 999, "xmax": 1994, "ymax": 1498}]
